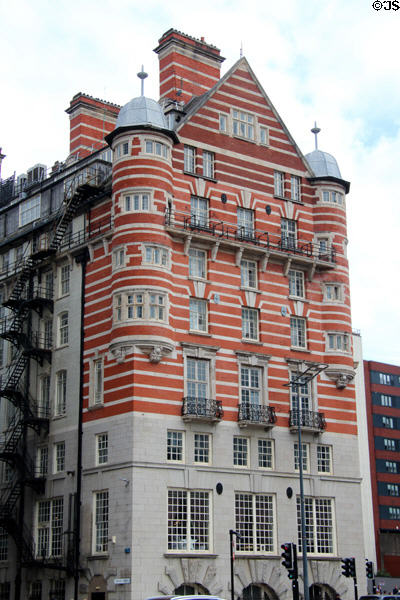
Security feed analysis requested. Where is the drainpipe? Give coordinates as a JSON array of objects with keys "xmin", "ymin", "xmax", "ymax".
[{"xmin": 73, "ymin": 247, "xmax": 89, "ymax": 600}]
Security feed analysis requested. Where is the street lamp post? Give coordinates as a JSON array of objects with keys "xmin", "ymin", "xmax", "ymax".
[
  {"xmin": 285, "ymin": 363, "xmax": 327, "ymax": 600},
  {"xmin": 229, "ymin": 529, "xmax": 241, "ymax": 600}
]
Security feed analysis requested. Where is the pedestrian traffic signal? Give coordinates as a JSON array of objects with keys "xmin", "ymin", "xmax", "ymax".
[
  {"xmin": 281, "ymin": 543, "xmax": 294, "ymax": 570},
  {"xmin": 366, "ymin": 560, "xmax": 374, "ymax": 579}
]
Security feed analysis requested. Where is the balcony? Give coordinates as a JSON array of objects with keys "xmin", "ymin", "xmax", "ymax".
[
  {"xmin": 165, "ymin": 209, "xmax": 336, "ymax": 269},
  {"xmin": 289, "ymin": 409, "xmax": 326, "ymax": 433},
  {"xmin": 238, "ymin": 403, "xmax": 276, "ymax": 429},
  {"xmin": 182, "ymin": 397, "xmax": 223, "ymax": 422}
]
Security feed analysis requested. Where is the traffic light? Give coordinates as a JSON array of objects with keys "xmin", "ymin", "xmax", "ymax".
[
  {"xmin": 366, "ymin": 560, "xmax": 374, "ymax": 579},
  {"xmin": 341, "ymin": 558, "xmax": 351, "ymax": 577},
  {"xmin": 281, "ymin": 543, "xmax": 294, "ymax": 570},
  {"xmin": 341, "ymin": 557, "xmax": 356, "ymax": 578},
  {"xmin": 349, "ymin": 557, "xmax": 356, "ymax": 578}
]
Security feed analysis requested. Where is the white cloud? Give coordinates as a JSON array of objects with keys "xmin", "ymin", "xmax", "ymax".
[{"xmin": 0, "ymin": 0, "xmax": 398, "ymax": 364}]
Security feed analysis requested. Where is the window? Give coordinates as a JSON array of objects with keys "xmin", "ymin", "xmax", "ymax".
[
  {"xmin": 297, "ymin": 497, "xmax": 335, "ymax": 554},
  {"xmin": 291, "ymin": 175, "xmax": 301, "ymax": 202},
  {"xmin": 294, "ymin": 442, "xmax": 309, "ymax": 473},
  {"xmin": 317, "ymin": 445, "xmax": 332, "ymax": 474},
  {"xmin": 382, "ymin": 416, "xmax": 394, "ymax": 428},
  {"xmin": 49, "ymin": 580, "xmax": 65, "ymax": 600},
  {"xmin": 290, "ymin": 375, "xmax": 311, "ymax": 414},
  {"xmin": 20, "ymin": 195, "xmax": 40, "ymax": 227},
  {"xmin": 189, "ymin": 248, "xmax": 206, "ymax": 279},
  {"xmin": 388, "ymin": 484, "xmax": 399, "ymax": 496},
  {"xmin": 187, "ymin": 358, "xmax": 209, "ymax": 400},
  {"xmin": 258, "ymin": 439, "xmax": 273, "ymax": 469},
  {"xmin": 115, "ymin": 141, "xmax": 129, "ymax": 157},
  {"xmin": 184, "ymin": 145, "xmax": 196, "ymax": 173},
  {"xmin": 289, "ymin": 270, "xmax": 304, "ymax": 298},
  {"xmin": 233, "ymin": 436, "xmax": 249, "ymax": 467},
  {"xmin": 241, "ymin": 260, "xmax": 257, "ymax": 289},
  {"xmin": 167, "ymin": 489, "xmax": 210, "ymax": 551},
  {"xmin": 189, "ymin": 298, "xmax": 207, "ymax": 332},
  {"xmin": 93, "ymin": 491, "xmax": 109, "ymax": 554},
  {"xmin": 0, "ymin": 583, "xmax": 10, "ymax": 600},
  {"xmin": 54, "ymin": 442, "xmax": 65, "ymax": 473},
  {"xmin": 167, "ymin": 431, "xmax": 184, "ymax": 462},
  {"xmin": 55, "ymin": 370, "xmax": 67, "ymax": 416},
  {"xmin": 380, "ymin": 373, "xmax": 392, "ymax": 385},
  {"xmin": 384, "ymin": 438, "xmax": 396, "ymax": 451},
  {"xmin": 260, "ymin": 127, "xmax": 269, "ymax": 145},
  {"xmin": 96, "ymin": 433, "xmax": 108, "ymax": 465},
  {"xmin": 92, "ymin": 358, "xmax": 103, "ymax": 405},
  {"xmin": 1, "ymin": 252, "xmax": 9, "ymax": 275},
  {"xmin": 36, "ymin": 498, "xmax": 63, "ymax": 558},
  {"xmin": 235, "ymin": 493, "xmax": 275, "ymax": 553},
  {"xmin": 389, "ymin": 507, "xmax": 400, "ymax": 520},
  {"xmin": 58, "ymin": 312, "xmax": 68, "ymax": 346},
  {"xmin": 327, "ymin": 333, "xmax": 350, "ymax": 353},
  {"xmin": 203, "ymin": 151, "xmax": 214, "ymax": 178},
  {"xmin": 194, "ymin": 433, "xmax": 210, "ymax": 464},
  {"xmin": 386, "ymin": 461, "xmax": 398, "ymax": 473},
  {"xmin": 0, "ymin": 529, "xmax": 8, "ymax": 561},
  {"xmin": 381, "ymin": 395, "xmax": 393, "ymax": 407},
  {"xmin": 290, "ymin": 316, "xmax": 307, "ymax": 349},
  {"xmin": 219, "ymin": 114, "xmax": 228, "ymax": 133},
  {"xmin": 242, "ymin": 308, "xmax": 259, "ymax": 341},
  {"xmin": 297, "ymin": 497, "xmax": 334, "ymax": 555},
  {"xmin": 112, "ymin": 248, "xmax": 125, "ymax": 270},
  {"xmin": 281, "ymin": 218, "xmax": 297, "ymax": 250},
  {"xmin": 143, "ymin": 245, "xmax": 169, "ymax": 267},
  {"xmin": 43, "ymin": 318, "xmax": 53, "ymax": 349},
  {"xmin": 59, "ymin": 264, "xmax": 70, "ymax": 296},
  {"xmin": 233, "ymin": 110, "xmax": 254, "ymax": 140},
  {"xmin": 145, "ymin": 139, "xmax": 169, "ymax": 158},
  {"xmin": 240, "ymin": 366, "xmax": 261, "ymax": 406},
  {"xmin": 124, "ymin": 192, "xmax": 149, "ymax": 211},
  {"xmin": 113, "ymin": 290, "xmax": 167, "ymax": 323},
  {"xmin": 37, "ymin": 447, "xmax": 48, "ymax": 477},
  {"xmin": 190, "ymin": 196, "xmax": 208, "ymax": 229},
  {"xmin": 322, "ymin": 190, "xmax": 343, "ymax": 205},
  {"xmin": 274, "ymin": 171, "xmax": 285, "ymax": 197},
  {"xmin": 324, "ymin": 283, "xmax": 343, "ymax": 302},
  {"xmin": 237, "ymin": 207, "xmax": 254, "ymax": 239}
]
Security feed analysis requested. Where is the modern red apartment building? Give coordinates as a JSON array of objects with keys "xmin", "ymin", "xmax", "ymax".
[
  {"xmin": 365, "ymin": 360, "xmax": 400, "ymax": 576},
  {"xmin": 0, "ymin": 29, "xmax": 368, "ymax": 600}
]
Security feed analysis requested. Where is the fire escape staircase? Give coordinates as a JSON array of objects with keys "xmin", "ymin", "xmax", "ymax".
[{"xmin": 0, "ymin": 168, "xmax": 104, "ymax": 570}]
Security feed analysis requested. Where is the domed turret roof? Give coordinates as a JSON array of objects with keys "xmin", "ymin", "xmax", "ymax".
[
  {"xmin": 305, "ymin": 149, "xmax": 342, "ymax": 179},
  {"xmin": 116, "ymin": 96, "xmax": 168, "ymax": 129}
]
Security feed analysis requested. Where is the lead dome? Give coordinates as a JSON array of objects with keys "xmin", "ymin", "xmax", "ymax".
[
  {"xmin": 115, "ymin": 96, "xmax": 168, "ymax": 129},
  {"xmin": 305, "ymin": 149, "xmax": 342, "ymax": 179}
]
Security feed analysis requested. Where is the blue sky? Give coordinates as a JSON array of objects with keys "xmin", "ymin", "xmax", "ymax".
[{"xmin": 1, "ymin": 0, "xmax": 399, "ymax": 364}]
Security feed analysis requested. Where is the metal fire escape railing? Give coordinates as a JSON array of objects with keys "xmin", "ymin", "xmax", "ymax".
[{"xmin": 0, "ymin": 165, "xmax": 108, "ymax": 569}]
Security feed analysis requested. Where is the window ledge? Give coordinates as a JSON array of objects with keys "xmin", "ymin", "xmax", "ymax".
[
  {"xmin": 242, "ymin": 339, "xmax": 263, "ymax": 345},
  {"xmin": 241, "ymin": 287, "xmax": 261, "ymax": 293},
  {"xmin": 88, "ymin": 403, "xmax": 104, "ymax": 411},
  {"xmin": 183, "ymin": 171, "xmax": 218, "ymax": 183},
  {"xmin": 164, "ymin": 553, "xmax": 217, "ymax": 558},
  {"xmin": 288, "ymin": 295, "xmax": 308, "ymax": 302},
  {"xmin": 189, "ymin": 331, "xmax": 211, "ymax": 337},
  {"xmin": 290, "ymin": 346, "xmax": 310, "ymax": 352},
  {"xmin": 87, "ymin": 554, "xmax": 109, "ymax": 561}
]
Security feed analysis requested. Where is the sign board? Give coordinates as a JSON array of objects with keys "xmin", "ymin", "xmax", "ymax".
[{"xmin": 114, "ymin": 578, "xmax": 131, "ymax": 585}]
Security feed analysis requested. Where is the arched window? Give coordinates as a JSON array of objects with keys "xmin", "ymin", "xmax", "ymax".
[
  {"xmin": 174, "ymin": 583, "xmax": 209, "ymax": 595},
  {"xmin": 242, "ymin": 584, "xmax": 279, "ymax": 600}
]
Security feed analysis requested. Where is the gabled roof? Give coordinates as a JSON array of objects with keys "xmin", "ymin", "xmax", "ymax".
[{"xmin": 175, "ymin": 56, "xmax": 313, "ymax": 175}]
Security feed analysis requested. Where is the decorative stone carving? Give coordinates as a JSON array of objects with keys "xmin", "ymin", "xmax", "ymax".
[
  {"xmin": 325, "ymin": 367, "xmax": 355, "ymax": 389},
  {"xmin": 137, "ymin": 341, "xmax": 174, "ymax": 363}
]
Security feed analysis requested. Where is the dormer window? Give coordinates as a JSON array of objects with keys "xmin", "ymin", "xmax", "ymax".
[{"xmin": 233, "ymin": 110, "xmax": 254, "ymax": 140}]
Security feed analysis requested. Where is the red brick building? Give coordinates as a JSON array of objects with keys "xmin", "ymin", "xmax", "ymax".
[{"xmin": 0, "ymin": 29, "xmax": 366, "ymax": 600}]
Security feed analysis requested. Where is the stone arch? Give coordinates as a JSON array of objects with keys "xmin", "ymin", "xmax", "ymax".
[
  {"xmin": 158, "ymin": 558, "xmax": 224, "ymax": 596},
  {"xmin": 241, "ymin": 582, "xmax": 280, "ymax": 600},
  {"xmin": 310, "ymin": 583, "xmax": 337, "ymax": 600},
  {"xmin": 307, "ymin": 560, "xmax": 348, "ymax": 599},
  {"xmin": 235, "ymin": 559, "xmax": 287, "ymax": 600}
]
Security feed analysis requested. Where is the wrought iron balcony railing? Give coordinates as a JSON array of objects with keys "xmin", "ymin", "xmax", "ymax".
[
  {"xmin": 165, "ymin": 209, "xmax": 336, "ymax": 264},
  {"xmin": 238, "ymin": 403, "xmax": 276, "ymax": 427},
  {"xmin": 182, "ymin": 397, "xmax": 223, "ymax": 421},
  {"xmin": 289, "ymin": 409, "xmax": 326, "ymax": 431}
]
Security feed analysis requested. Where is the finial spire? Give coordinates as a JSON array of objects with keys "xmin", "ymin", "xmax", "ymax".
[
  {"xmin": 137, "ymin": 65, "xmax": 148, "ymax": 96},
  {"xmin": 311, "ymin": 121, "xmax": 321, "ymax": 150},
  {"xmin": 240, "ymin": 41, "xmax": 243, "ymax": 58}
]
